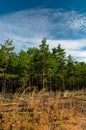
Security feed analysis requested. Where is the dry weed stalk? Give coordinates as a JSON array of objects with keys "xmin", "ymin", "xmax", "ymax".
[{"xmin": 0, "ymin": 90, "xmax": 85, "ymax": 130}]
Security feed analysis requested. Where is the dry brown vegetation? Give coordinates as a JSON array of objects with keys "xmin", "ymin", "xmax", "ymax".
[{"xmin": 0, "ymin": 90, "xmax": 86, "ymax": 130}]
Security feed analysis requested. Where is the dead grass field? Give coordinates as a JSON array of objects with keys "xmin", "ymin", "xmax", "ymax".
[{"xmin": 0, "ymin": 90, "xmax": 86, "ymax": 130}]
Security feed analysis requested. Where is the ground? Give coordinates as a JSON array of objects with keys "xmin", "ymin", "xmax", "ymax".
[{"xmin": 0, "ymin": 90, "xmax": 86, "ymax": 130}]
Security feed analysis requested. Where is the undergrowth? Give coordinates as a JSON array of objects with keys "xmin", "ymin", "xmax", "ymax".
[{"xmin": 0, "ymin": 90, "xmax": 85, "ymax": 130}]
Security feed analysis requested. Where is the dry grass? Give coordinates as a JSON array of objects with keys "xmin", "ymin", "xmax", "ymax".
[{"xmin": 0, "ymin": 90, "xmax": 86, "ymax": 130}]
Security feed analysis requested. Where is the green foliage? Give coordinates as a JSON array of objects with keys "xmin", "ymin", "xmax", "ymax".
[
  {"xmin": 0, "ymin": 39, "xmax": 14, "ymax": 68},
  {"xmin": 0, "ymin": 38, "xmax": 86, "ymax": 93}
]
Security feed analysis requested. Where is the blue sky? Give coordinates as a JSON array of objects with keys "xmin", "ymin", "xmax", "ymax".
[{"xmin": 0, "ymin": 0, "xmax": 86, "ymax": 61}]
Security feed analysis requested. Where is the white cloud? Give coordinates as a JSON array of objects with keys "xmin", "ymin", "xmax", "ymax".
[
  {"xmin": 0, "ymin": 9, "xmax": 86, "ymax": 61},
  {"xmin": 46, "ymin": 39, "xmax": 86, "ymax": 62}
]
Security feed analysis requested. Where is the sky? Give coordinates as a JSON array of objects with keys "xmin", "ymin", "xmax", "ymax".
[{"xmin": 0, "ymin": 0, "xmax": 86, "ymax": 61}]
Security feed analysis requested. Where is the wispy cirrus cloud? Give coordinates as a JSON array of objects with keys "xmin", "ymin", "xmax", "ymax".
[{"xmin": 0, "ymin": 8, "xmax": 86, "ymax": 61}]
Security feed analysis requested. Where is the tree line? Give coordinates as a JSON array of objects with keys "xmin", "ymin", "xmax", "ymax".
[{"xmin": 0, "ymin": 39, "xmax": 86, "ymax": 93}]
